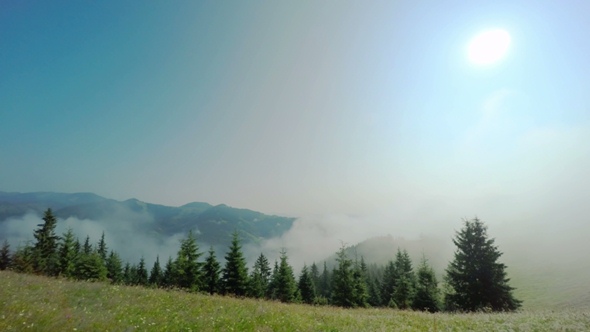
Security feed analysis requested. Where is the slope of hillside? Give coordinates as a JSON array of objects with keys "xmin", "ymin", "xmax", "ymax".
[{"xmin": 2, "ymin": 271, "xmax": 589, "ymax": 332}]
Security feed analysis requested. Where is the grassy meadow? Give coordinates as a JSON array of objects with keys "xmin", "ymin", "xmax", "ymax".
[{"xmin": 1, "ymin": 271, "xmax": 589, "ymax": 331}]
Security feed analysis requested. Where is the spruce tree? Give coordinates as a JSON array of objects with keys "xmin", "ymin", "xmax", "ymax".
[
  {"xmin": 275, "ymin": 249, "xmax": 298, "ymax": 303},
  {"xmin": 445, "ymin": 217, "xmax": 521, "ymax": 312},
  {"xmin": 32, "ymin": 208, "xmax": 60, "ymax": 276},
  {"xmin": 367, "ymin": 276, "xmax": 382, "ymax": 307},
  {"xmin": 123, "ymin": 262, "xmax": 132, "ymax": 284},
  {"xmin": 298, "ymin": 264, "xmax": 317, "ymax": 304},
  {"xmin": 97, "ymin": 232, "xmax": 108, "ymax": 263},
  {"xmin": 221, "ymin": 231, "xmax": 249, "ymax": 296},
  {"xmin": 393, "ymin": 249, "xmax": 415, "ymax": 309},
  {"xmin": 82, "ymin": 235, "xmax": 92, "ymax": 255},
  {"xmin": 331, "ymin": 246, "xmax": 355, "ymax": 307},
  {"xmin": 58, "ymin": 228, "xmax": 78, "ymax": 278},
  {"xmin": 11, "ymin": 244, "xmax": 35, "ymax": 273},
  {"xmin": 267, "ymin": 260, "xmax": 280, "ymax": 300},
  {"xmin": 249, "ymin": 253, "xmax": 271, "ymax": 298},
  {"xmin": 0, "ymin": 240, "xmax": 12, "ymax": 270},
  {"xmin": 149, "ymin": 256, "xmax": 163, "ymax": 287},
  {"xmin": 174, "ymin": 230, "xmax": 203, "ymax": 291},
  {"xmin": 317, "ymin": 262, "xmax": 331, "ymax": 303},
  {"xmin": 413, "ymin": 256, "xmax": 440, "ymax": 312},
  {"xmin": 106, "ymin": 250, "xmax": 123, "ymax": 284},
  {"xmin": 310, "ymin": 262, "xmax": 320, "ymax": 292},
  {"xmin": 162, "ymin": 256, "xmax": 175, "ymax": 288},
  {"xmin": 136, "ymin": 257, "xmax": 149, "ymax": 286},
  {"xmin": 74, "ymin": 252, "xmax": 107, "ymax": 281},
  {"xmin": 380, "ymin": 260, "xmax": 397, "ymax": 307},
  {"xmin": 202, "ymin": 247, "xmax": 221, "ymax": 295},
  {"xmin": 352, "ymin": 261, "xmax": 369, "ymax": 308}
]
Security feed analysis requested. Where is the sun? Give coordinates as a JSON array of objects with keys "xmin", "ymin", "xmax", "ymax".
[{"xmin": 467, "ymin": 29, "xmax": 511, "ymax": 65}]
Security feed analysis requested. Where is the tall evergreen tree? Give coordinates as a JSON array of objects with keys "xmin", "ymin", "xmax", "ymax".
[
  {"xmin": 298, "ymin": 264, "xmax": 317, "ymax": 304},
  {"xmin": 162, "ymin": 256, "xmax": 175, "ymax": 288},
  {"xmin": 202, "ymin": 247, "xmax": 221, "ymax": 295},
  {"xmin": 32, "ymin": 208, "xmax": 60, "ymax": 276},
  {"xmin": 97, "ymin": 232, "xmax": 108, "ymax": 263},
  {"xmin": 331, "ymin": 246, "xmax": 356, "ymax": 307},
  {"xmin": 74, "ymin": 252, "xmax": 107, "ymax": 281},
  {"xmin": 221, "ymin": 231, "xmax": 249, "ymax": 296},
  {"xmin": 367, "ymin": 276, "xmax": 382, "ymax": 307},
  {"xmin": 149, "ymin": 256, "xmax": 163, "ymax": 286},
  {"xmin": 82, "ymin": 235, "xmax": 93, "ymax": 255},
  {"xmin": 249, "ymin": 253, "xmax": 271, "ymax": 298},
  {"xmin": 58, "ymin": 228, "xmax": 78, "ymax": 277},
  {"xmin": 11, "ymin": 244, "xmax": 35, "ymax": 273},
  {"xmin": 267, "ymin": 260, "xmax": 280, "ymax": 300},
  {"xmin": 106, "ymin": 250, "xmax": 123, "ymax": 284},
  {"xmin": 380, "ymin": 260, "xmax": 397, "ymax": 307},
  {"xmin": 174, "ymin": 231, "xmax": 203, "ymax": 291},
  {"xmin": 136, "ymin": 257, "xmax": 149, "ymax": 286},
  {"xmin": 445, "ymin": 218, "xmax": 521, "ymax": 312},
  {"xmin": 275, "ymin": 249, "xmax": 298, "ymax": 303},
  {"xmin": 413, "ymin": 256, "xmax": 440, "ymax": 312},
  {"xmin": 123, "ymin": 262, "xmax": 133, "ymax": 285},
  {"xmin": 0, "ymin": 240, "xmax": 12, "ymax": 270},
  {"xmin": 310, "ymin": 262, "xmax": 320, "ymax": 292},
  {"xmin": 317, "ymin": 262, "xmax": 332, "ymax": 302},
  {"xmin": 393, "ymin": 249, "xmax": 415, "ymax": 309},
  {"xmin": 352, "ymin": 261, "xmax": 369, "ymax": 308}
]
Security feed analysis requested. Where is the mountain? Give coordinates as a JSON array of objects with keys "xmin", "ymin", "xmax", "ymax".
[{"xmin": 0, "ymin": 191, "xmax": 295, "ymax": 247}]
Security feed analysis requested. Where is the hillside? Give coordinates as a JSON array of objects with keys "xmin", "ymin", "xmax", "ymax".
[
  {"xmin": 0, "ymin": 191, "xmax": 294, "ymax": 248},
  {"xmin": 1, "ymin": 271, "xmax": 589, "ymax": 332}
]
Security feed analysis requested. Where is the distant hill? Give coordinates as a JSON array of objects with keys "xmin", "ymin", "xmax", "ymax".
[{"xmin": 0, "ymin": 191, "xmax": 295, "ymax": 247}]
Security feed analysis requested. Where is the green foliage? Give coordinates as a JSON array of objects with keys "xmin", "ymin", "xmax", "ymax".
[
  {"xmin": 380, "ymin": 260, "xmax": 397, "ymax": 306},
  {"xmin": 445, "ymin": 217, "xmax": 522, "ymax": 312},
  {"xmin": 392, "ymin": 249, "xmax": 415, "ymax": 309},
  {"xmin": 10, "ymin": 244, "xmax": 35, "ymax": 273},
  {"xmin": 221, "ymin": 231, "xmax": 249, "ymax": 296},
  {"xmin": 202, "ymin": 247, "xmax": 221, "ymax": 295},
  {"xmin": 267, "ymin": 260, "xmax": 280, "ymax": 300},
  {"xmin": 317, "ymin": 262, "xmax": 331, "ymax": 301},
  {"xmin": 74, "ymin": 252, "xmax": 107, "ymax": 281},
  {"xmin": 413, "ymin": 256, "xmax": 440, "ymax": 312},
  {"xmin": 58, "ymin": 228, "xmax": 78, "ymax": 278},
  {"xmin": 173, "ymin": 231, "xmax": 203, "ymax": 291},
  {"xmin": 149, "ymin": 256, "xmax": 163, "ymax": 286},
  {"xmin": 248, "ymin": 253, "xmax": 271, "ymax": 298},
  {"xmin": 162, "ymin": 257, "xmax": 175, "ymax": 288},
  {"xmin": 136, "ymin": 257, "xmax": 149, "ymax": 286},
  {"xmin": 298, "ymin": 265, "xmax": 317, "ymax": 305},
  {"xmin": 32, "ymin": 208, "xmax": 60, "ymax": 276},
  {"xmin": 0, "ymin": 240, "xmax": 11, "ymax": 270},
  {"xmin": 275, "ymin": 250, "xmax": 298, "ymax": 303},
  {"xmin": 106, "ymin": 251, "xmax": 123, "ymax": 284},
  {"xmin": 351, "ymin": 262, "xmax": 369, "ymax": 308},
  {"xmin": 82, "ymin": 235, "xmax": 93, "ymax": 255},
  {"xmin": 97, "ymin": 232, "xmax": 108, "ymax": 263},
  {"xmin": 331, "ymin": 246, "xmax": 356, "ymax": 307}
]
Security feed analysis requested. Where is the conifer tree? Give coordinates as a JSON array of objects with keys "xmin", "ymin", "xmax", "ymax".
[
  {"xmin": 317, "ymin": 262, "xmax": 331, "ymax": 302},
  {"xmin": 58, "ymin": 228, "xmax": 78, "ymax": 278},
  {"xmin": 97, "ymin": 232, "xmax": 108, "ymax": 263},
  {"xmin": 352, "ymin": 261, "xmax": 369, "ymax": 307},
  {"xmin": 106, "ymin": 250, "xmax": 123, "ymax": 284},
  {"xmin": 221, "ymin": 231, "xmax": 249, "ymax": 296},
  {"xmin": 267, "ymin": 260, "xmax": 280, "ymax": 300},
  {"xmin": 162, "ymin": 256, "xmax": 175, "ymax": 288},
  {"xmin": 11, "ymin": 244, "xmax": 35, "ymax": 273},
  {"xmin": 149, "ymin": 256, "xmax": 163, "ymax": 286},
  {"xmin": 298, "ymin": 264, "xmax": 317, "ymax": 304},
  {"xmin": 136, "ymin": 257, "xmax": 149, "ymax": 286},
  {"xmin": 445, "ymin": 218, "xmax": 521, "ymax": 312},
  {"xmin": 123, "ymin": 262, "xmax": 133, "ymax": 285},
  {"xmin": 331, "ymin": 246, "xmax": 356, "ymax": 307},
  {"xmin": 33, "ymin": 208, "xmax": 60, "ymax": 276},
  {"xmin": 248, "ymin": 253, "xmax": 271, "ymax": 298},
  {"xmin": 367, "ymin": 276, "xmax": 382, "ymax": 307},
  {"xmin": 82, "ymin": 235, "xmax": 93, "ymax": 255},
  {"xmin": 275, "ymin": 249, "xmax": 298, "ymax": 303},
  {"xmin": 74, "ymin": 252, "xmax": 107, "ymax": 281},
  {"xmin": 393, "ymin": 249, "xmax": 415, "ymax": 309},
  {"xmin": 310, "ymin": 262, "xmax": 320, "ymax": 292},
  {"xmin": 202, "ymin": 247, "xmax": 221, "ymax": 294},
  {"xmin": 413, "ymin": 256, "xmax": 440, "ymax": 312},
  {"xmin": 174, "ymin": 230, "xmax": 202, "ymax": 291},
  {"xmin": 380, "ymin": 260, "xmax": 397, "ymax": 307},
  {"xmin": 0, "ymin": 240, "xmax": 12, "ymax": 270}
]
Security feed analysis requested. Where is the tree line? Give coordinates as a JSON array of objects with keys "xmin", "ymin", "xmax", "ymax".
[{"xmin": 0, "ymin": 209, "xmax": 521, "ymax": 312}]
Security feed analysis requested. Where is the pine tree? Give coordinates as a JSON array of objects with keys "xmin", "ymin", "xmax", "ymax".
[
  {"xmin": 331, "ymin": 246, "xmax": 356, "ymax": 307},
  {"xmin": 82, "ymin": 235, "xmax": 92, "ymax": 255},
  {"xmin": 174, "ymin": 230, "xmax": 203, "ymax": 291},
  {"xmin": 123, "ymin": 262, "xmax": 133, "ymax": 285},
  {"xmin": 0, "ymin": 240, "xmax": 12, "ymax": 270},
  {"xmin": 317, "ymin": 262, "xmax": 331, "ymax": 303},
  {"xmin": 221, "ymin": 231, "xmax": 249, "ymax": 296},
  {"xmin": 149, "ymin": 256, "xmax": 163, "ymax": 287},
  {"xmin": 97, "ymin": 232, "xmax": 108, "ymax": 263},
  {"xmin": 298, "ymin": 264, "xmax": 317, "ymax": 304},
  {"xmin": 393, "ymin": 249, "xmax": 415, "ymax": 309},
  {"xmin": 162, "ymin": 256, "xmax": 175, "ymax": 288},
  {"xmin": 106, "ymin": 250, "xmax": 123, "ymax": 284},
  {"xmin": 413, "ymin": 256, "xmax": 440, "ymax": 312},
  {"xmin": 275, "ymin": 249, "xmax": 298, "ymax": 303},
  {"xmin": 380, "ymin": 260, "xmax": 397, "ymax": 307},
  {"xmin": 202, "ymin": 247, "xmax": 221, "ymax": 295},
  {"xmin": 249, "ymin": 253, "xmax": 271, "ymax": 298},
  {"xmin": 310, "ymin": 262, "xmax": 320, "ymax": 292},
  {"xmin": 58, "ymin": 228, "xmax": 78, "ymax": 278},
  {"xmin": 267, "ymin": 260, "xmax": 280, "ymax": 300},
  {"xmin": 136, "ymin": 257, "xmax": 148, "ymax": 286},
  {"xmin": 445, "ymin": 217, "xmax": 521, "ymax": 312},
  {"xmin": 32, "ymin": 208, "xmax": 60, "ymax": 276},
  {"xmin": 352, "ymin": 261, "xmax": 369, "ymax": 308}
]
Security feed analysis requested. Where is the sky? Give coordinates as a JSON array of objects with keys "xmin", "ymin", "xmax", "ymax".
[{"xmin": 2, "ymin": 0, "xmax": 590, "ymax": 230}]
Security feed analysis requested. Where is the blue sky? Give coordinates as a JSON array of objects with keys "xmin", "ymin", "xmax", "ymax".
[{"xmin": 2, "ymin": 1, "xmax": 589, "ymax": 224}]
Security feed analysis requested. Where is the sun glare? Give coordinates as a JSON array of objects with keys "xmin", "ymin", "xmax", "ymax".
[{"xmin": 467, "ymin": 29, "xmax": 511, "ymax": 65}]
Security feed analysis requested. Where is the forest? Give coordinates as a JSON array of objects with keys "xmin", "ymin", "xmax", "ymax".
[{"xmin": 0, "ymin": 208, "xmax": 521, "ymax": 313}]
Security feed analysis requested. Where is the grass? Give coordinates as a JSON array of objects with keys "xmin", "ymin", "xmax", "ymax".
[{"xmin": 1, "ymin": 271, "xmax": 589, "ymax": 331}]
